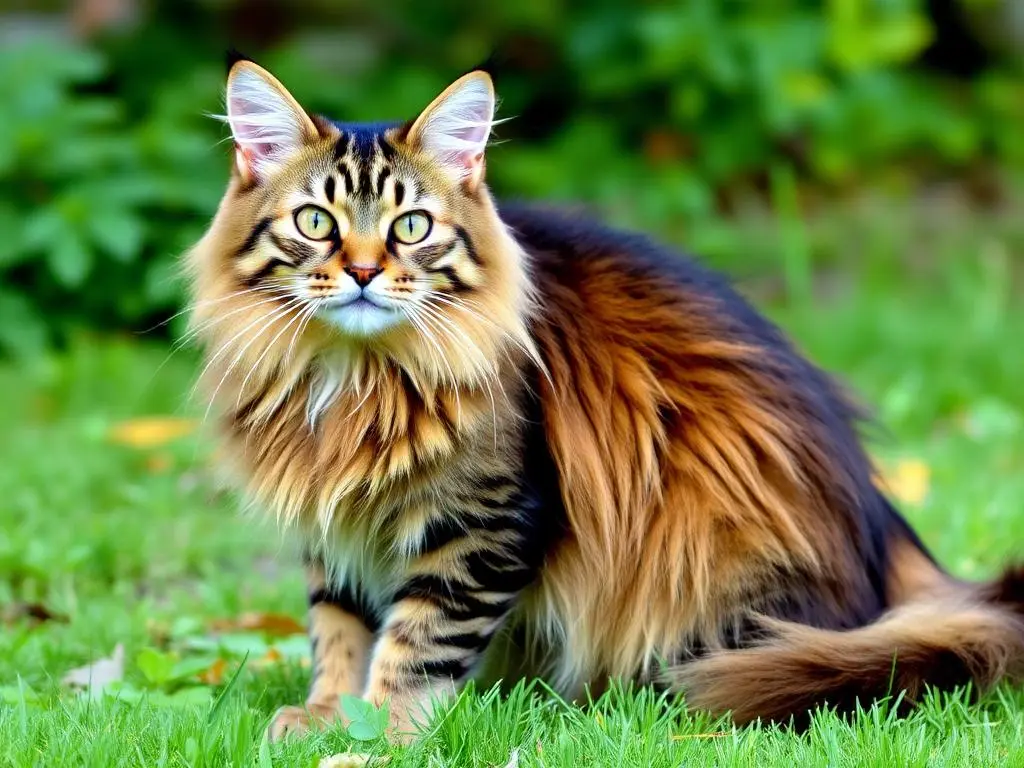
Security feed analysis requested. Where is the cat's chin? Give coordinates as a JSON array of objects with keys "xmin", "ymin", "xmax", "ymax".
[{"xmin": 322, "ymin": 298, "xmax": 404, "ymax": 338}]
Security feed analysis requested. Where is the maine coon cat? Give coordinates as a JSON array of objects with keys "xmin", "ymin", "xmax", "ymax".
[{"xmin": 187, "ymin": 55, "xmax": 1024, "ymax": 740}]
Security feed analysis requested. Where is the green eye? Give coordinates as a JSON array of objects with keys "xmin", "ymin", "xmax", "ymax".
[
  {"xmin": 391, "ymin": 211, "xmax": 432, "ymax": 244},
  {"xmin": 294, "ymin": 205, "xmax": 335, "ymax": 240}
]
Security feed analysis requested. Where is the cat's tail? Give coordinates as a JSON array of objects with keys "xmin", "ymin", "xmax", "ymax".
[{"xmin": 666, "ymin": 561, "xmax": 1024, "ymax": 725}]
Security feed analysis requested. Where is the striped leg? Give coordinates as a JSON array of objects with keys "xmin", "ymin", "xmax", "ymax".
[
  {"xmin": 268, "ymin": 558, "xmax": 377, "ymax": 740},
  {"xmin": 364, "ymin": 489, "xmax": 544, "ymax": 740}
]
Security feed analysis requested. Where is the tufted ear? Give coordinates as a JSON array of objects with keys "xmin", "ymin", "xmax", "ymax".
[
  {"xmin": 223, "ymin": 60, "xmax": 319, "ymax": 183},
  {"xmin": 407, "ymin": 71, "xmax": 496, "ymax": 190}
]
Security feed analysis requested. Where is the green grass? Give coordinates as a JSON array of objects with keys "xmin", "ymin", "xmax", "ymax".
[{"xmin": 2, "ymin": 202, "xmax": 1024, "ymax": 766}]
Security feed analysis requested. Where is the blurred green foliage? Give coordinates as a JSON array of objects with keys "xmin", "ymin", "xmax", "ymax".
[{"xmin": 0, "ymin": 0, "xmax": 1021, "ymax": 355}]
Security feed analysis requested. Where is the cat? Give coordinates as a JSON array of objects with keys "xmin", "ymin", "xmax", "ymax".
[{"xmin": 186, "ymin": 54, "xmax": 1024, "ymax": 741}]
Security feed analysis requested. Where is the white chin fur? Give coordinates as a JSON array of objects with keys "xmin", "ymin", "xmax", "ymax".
[{"xmin": 323, "ymin": 302, "xmax": 404, "ymax": 338}]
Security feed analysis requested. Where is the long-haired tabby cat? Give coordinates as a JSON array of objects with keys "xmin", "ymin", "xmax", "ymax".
[{"xmin": 187, "ymin": 55, "xmax": 1024, "ymax": 740}]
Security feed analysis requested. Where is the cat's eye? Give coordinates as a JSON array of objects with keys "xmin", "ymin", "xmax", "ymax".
[
  {"xmin": 294, "ymin": 205, "xmax": 335, "ymax": 240},
  {"xmin": 391, "ymin": 211, "xmax": 432, "ymax": 245}
]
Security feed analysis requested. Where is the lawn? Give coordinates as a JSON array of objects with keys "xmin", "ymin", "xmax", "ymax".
[{"xmin": 2, "ymin": 198, "xmax": 1023, "ymax": 766}]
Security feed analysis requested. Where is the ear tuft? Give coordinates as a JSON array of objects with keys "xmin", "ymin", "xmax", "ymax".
[
  {"xmin": 408, "ymin": 72, "xmax": 496, "ymax": 184},
  {"xmin": 221, "ymin": 61, "xmax": 318, "ymax": 182}
]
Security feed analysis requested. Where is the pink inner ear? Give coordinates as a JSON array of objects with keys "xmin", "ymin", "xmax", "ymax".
[{"xmin": 229, "ymin": 95, "xmax": 277, "ymax": 161}]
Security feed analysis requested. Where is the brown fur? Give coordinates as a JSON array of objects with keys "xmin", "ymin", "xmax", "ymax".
[{"xmin": 189, "ymin": 62, "xmax": 1024, "ymax": 740}]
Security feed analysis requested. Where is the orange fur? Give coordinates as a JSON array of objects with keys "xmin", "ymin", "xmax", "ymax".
[{"xmin": 189, "ymin": 63, "xmax": 1023, "ymax": 738}]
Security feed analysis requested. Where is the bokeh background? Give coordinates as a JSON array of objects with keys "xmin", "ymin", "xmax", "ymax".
[
  {"xmin": 2, "ymin": 5, "xmax": 1024, "ymax": 763},
  {"xmin": 2, "ymin": 0, "xmax": 1023, "ymax": 351}
]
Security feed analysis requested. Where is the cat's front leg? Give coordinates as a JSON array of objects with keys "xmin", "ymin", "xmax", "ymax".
[
  {"xmin": 269, "ymin": 557, "xmax": 376, "ymax": 740},
  {"xmin": 364, "ymin": 504, "xmax": 542, "ymax": 741}
]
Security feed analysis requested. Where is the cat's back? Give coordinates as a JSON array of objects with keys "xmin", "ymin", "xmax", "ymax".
[{"xmin": 500, "ymin": 201, "xmax": 816, "ymax": 373}]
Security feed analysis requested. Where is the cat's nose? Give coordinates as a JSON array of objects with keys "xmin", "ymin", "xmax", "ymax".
[{"xmin": 344, "ymin": 265, "xmax": 382, "ymax": 287}]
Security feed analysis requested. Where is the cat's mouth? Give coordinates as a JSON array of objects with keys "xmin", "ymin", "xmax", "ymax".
[{"xmin": 320, "ymin": 295, "xmax": 404, "ymax": 337}]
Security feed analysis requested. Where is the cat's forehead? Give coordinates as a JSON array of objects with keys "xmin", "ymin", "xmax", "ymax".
[{"xmin": 281, "ymin": 118, "xmax": 451, "ymax": 222}]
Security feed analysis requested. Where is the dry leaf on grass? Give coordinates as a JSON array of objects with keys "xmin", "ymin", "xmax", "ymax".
[
  {"xmin": 62, "ymin": 644, "xmax": 125, "ymax": 698},
  {"xmin": 209, "ymin": 611, "xmax": 305, "ymax": 637},
  {"xmin": 108, "ymin": 417, "xmax": 197, "ymax": 448},
  {"xmin": 197, "ymin": 657, "xmax": 227, "ymax": 685}
]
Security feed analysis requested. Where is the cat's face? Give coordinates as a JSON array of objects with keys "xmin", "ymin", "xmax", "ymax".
[
  {"xmin": 189, "ymin": 60, "xmax": 535, "ymax": 401},
  {"xmin": 222, "ymin": 62, "xmax": 498, "ymax": 340}
]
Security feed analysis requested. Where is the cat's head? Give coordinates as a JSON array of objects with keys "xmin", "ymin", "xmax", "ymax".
[{"xmin": 188, "ymin": 58, "xmax": 536, "ymax": 409}]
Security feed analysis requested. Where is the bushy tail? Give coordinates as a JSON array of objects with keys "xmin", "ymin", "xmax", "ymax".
[{"xmin": 667, "ymin": 565, "xmax": 1024, "ymax": 725}]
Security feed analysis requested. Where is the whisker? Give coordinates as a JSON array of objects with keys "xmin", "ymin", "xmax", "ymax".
[
  {"xmin": 193, "ymin": 296, "xmax": 307, "ymax": 419},
  {"xmin": 174, "ymin": 290, "xmax": 294, "ymax": 352},
  {"xmin": 402, "ymin": 305, "xmax": 463, "ymax": 426},
  {"xmin": 415, "ymin": 300, "xmax": 503, "ymax": 448},
  {"xmin": 414, "ymin": 286, "xmax": 551, "ymax": 388},
  {"xmin": 139, "ymin": 281, "xmax": 293, "ymax": 336},
  {"xmin": 234, "ymin": 298, "xmax": 319, "ymax": 412}
]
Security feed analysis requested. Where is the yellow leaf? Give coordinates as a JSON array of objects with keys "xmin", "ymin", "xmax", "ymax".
[
  {"xmin": 875, "ymin": 459, "xmax": 930, "ymax": 506},
  {"xmin": 198, "ymin": 658, "xmax": 226, "ymax": 685},
  {"xmin": 108, "ymin": 417, "xmax": 198, "ymax": 448},
  {"xmin": 260, "ymin": 647, "xmax": 283, "ymax": 666},
  {"xmin": 209, "ymin": 611, "xmax": 306, "ymax": 637}
]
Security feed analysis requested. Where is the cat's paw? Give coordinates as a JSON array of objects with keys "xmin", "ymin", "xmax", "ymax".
[{"xmin": 268, "ymin": 702, "xmax": 345, "ymax": 741}]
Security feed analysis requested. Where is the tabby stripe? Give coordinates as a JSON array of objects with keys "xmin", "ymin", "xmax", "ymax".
[
  {"xmin": 309, "ymin": 586, "xmax": 382, "ymax": 633},
  {"xmin": 435, "ymin": 630, "xmax": 486, "ymax": 650},
  {"xmin": 358, "ymin": 167, "xmax": 372, "ymax": 197},
  {"xmin": 244, "ymin": 258, "xmax": 291, "ymax": 287},
  {"xmin": 416, "ymin": 658, "xmax": 472, "ymax": 681},
  {"xmin": 419, "ymin": 514, "xmax": 469, "ymax": 554},
  {"xmin": 393, "ymin": 576, "xmax": 513, "ymax": 620},
  {"xmin": 376, "ymin": 134, "xmax": 397, "ymax": 162},
  {"xmin": 339, "ymin": 163, "xmax": 354, "ymax": 195},
  {"xmin": 426, "ymin": 264, "xmax": 469, "ymax": 292},
  {"xmin": 453, "ymin": 225, "xmax": 481, "ymax": 265},
  {"xmin": 333, "ymin": 133, "xmax": 351, "ymax": 161},
  {"xmin": 324, "ymin": 176, "xmax": 336, "ymax": 203},
  {"xmin": 236, "ymin": 216, "xmax": 273, "ymax": 257},
  {"xmin": 413, "ymin": 240, "xmax": 456, "ymax": 266},
  {"xmin": 393, "ymin": 180, "xmax": 405, "ymax": 207},
  {"xmin": 375, "ymin": 166, "xmax": 391, "ymax": 197},
  {"xmin": 269, "ymin": 232, "xmax": 319, "ymax": 265},
  {"xmin": 464, "ymin": 549, "xmax": 537, "ymax": 593}
]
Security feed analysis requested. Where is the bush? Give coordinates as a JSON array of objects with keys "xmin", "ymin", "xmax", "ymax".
[{"xmin": 0, "ymin": 0, "xmax": 1021, "ymax": 355}]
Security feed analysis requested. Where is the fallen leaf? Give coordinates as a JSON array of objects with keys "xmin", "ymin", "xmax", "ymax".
[
  {"xmin": 198, "ymin": 657, "xmax": 227, "ymax": 685},
  {"xmin": 671, "ymin": 732, "xmax": 729, "ymax": 741},
  {"xmin": 108, "ymin": 417, "xmax": 197, "ymax": 448},
  {"xmin": 2, "ymin": 601, "xmax": 68, "ymax": 625},
  {"xmin": 257, "ymin": 647, "xmax": 283, "ymax": 667},
  {"xmin": 62, "ymin": 644, "xmax": 125, "ymax": 698},
  {"xmin": 209, "ymin": 611, "xmax": 306, "ymax": 637},
  {"xmin": 875, "ymin": 459, "xmax": 930, "ymax": 506}
]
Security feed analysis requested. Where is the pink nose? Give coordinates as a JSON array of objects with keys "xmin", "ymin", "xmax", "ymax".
[{"xmin": 344, "ymin": 265, "xmax": 382, "ymax": 287}]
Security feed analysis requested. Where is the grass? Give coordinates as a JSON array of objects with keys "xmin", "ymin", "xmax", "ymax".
[{"xmin": 2, "ymin": 198, "xmax": 1024, "ymax": 766}]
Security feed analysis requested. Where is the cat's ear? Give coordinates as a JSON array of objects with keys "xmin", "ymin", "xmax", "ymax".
[
  {"xmin": 407, "ymin": 71, "xmax": 495, "ymax": 191},
  {"xmin": 224, "ymin": 60, "xmax": 319, "ymax": 184}
]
